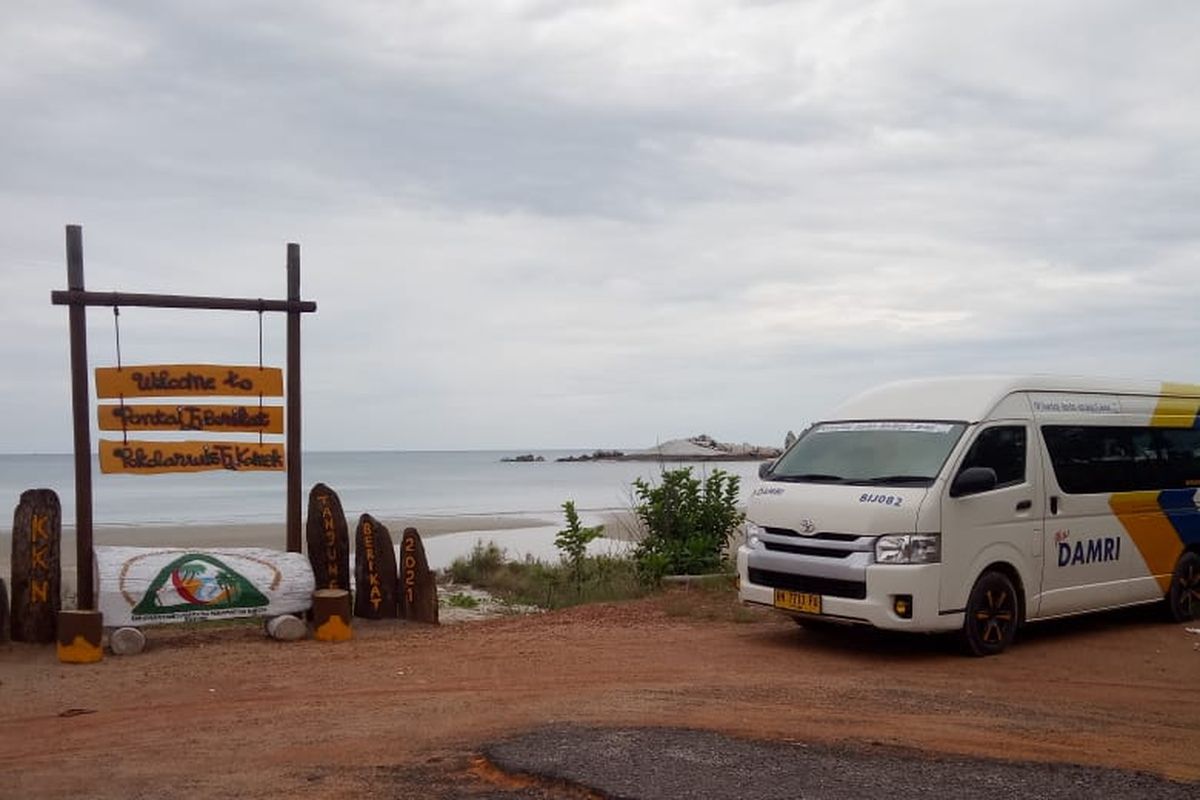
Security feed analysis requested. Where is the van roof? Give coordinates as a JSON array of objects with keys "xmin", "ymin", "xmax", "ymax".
[{"xmin": 829, "ymin": 375, "xmax": 1200, "ymax": 423}]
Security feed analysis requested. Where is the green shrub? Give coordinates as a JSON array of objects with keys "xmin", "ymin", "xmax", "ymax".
[
  {"xmin": 447, "ymin": 540, "xmax": 507, "ymax": 584},
  {"xmin": 556, "ymin": 500, "xmax": 604, "ymax": 589},
  {"xmin": 631, "ymin": 467, "xmax": 745, "ymax": 581}
]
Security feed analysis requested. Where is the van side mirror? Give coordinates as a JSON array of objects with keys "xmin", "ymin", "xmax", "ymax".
[
  {"xmin": 758, "ymin": 460, "xmax": 774, "ymax": 479},
  {"xmin": 950, "ymin": 466, "xmax": 998, "ymax": 497}
]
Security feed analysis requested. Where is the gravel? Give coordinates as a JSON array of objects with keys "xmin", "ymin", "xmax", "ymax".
[{"xmin": 484, "ymin": 725, "xmax": 1198, "ymax": 800}]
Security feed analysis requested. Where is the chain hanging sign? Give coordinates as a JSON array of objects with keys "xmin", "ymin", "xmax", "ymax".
[
  {"xmin": 95, "ymin": 363, "xmax": 286, "ymax": 475},
  {"xmin": 52, "ymin": 225, "xmax": 317, "ymax": 609}
]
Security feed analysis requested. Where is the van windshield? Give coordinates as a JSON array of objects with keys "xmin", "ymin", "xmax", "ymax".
[{"xmin": 768, "ymin": 421, "xmax": 967, "ymax": 486}]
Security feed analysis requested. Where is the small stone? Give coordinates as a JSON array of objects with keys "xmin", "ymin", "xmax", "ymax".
[
  {"xmin": 109, "ymin": 626, "xmax": 146, "ymax": 656},
  {"xmin": 265, "ymin": 614, "xmax": 307, "ymax": 641}
]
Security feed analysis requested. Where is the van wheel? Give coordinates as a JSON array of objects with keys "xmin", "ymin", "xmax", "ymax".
[
  {"xmin": 1167, "ymin": 551, "xmax": 1200, "ymax": 623},
  {"xmin": 961, "ymin": 571, "xmax": 1018, "ymax": 656}
]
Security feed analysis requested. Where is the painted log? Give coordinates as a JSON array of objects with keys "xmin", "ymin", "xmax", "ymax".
[
  {"xmin": 265, "ymin": 614, "xmax": 307, "ymax": 641},
  {"xmin": 353, "ymin": 514, "xmax": 398, "ymax": 619},
  {"xmin": 312, "ymin": 589, "xmax": 352, "ymax": 642},
  {"xmin": 398, "ymin": 527, "xmax": 439, "ymax": 624},
  {"xmin": 109, "ymin": 626, "xmax": 146, "ymax": 656},
  {"xmin": 95, "ymin": 546, "xmax": 314, "ymax": 627},
  {"xmin": 305, "ymin": 483, "xmax": 350, "ymax": 593},
  {"xmin": 57, "ymin": 609, "xmax": 103, "ymax": 663},
  {"xmin": 11, "ymin": 489, "xmax": 62, "ymax": 643}
]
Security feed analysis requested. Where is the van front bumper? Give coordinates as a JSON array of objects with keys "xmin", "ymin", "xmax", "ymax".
[{"xmin": 737, "ymin": 545, "xmax": 962, "ymax": 632}]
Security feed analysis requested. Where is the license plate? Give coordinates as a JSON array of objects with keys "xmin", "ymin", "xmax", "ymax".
[{"xmin": 774, "ymin": 589, "xmax": 822, "ymax": 615}]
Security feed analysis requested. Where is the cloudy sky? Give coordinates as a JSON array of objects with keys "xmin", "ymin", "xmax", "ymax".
[{"xmin": 2, "ymin": 0, "xmax": 1198, "ymax": 453}]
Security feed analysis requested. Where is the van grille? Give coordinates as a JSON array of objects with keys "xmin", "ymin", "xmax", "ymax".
[
  {"xmin": 747, "ymin": 568, "xmax": 867, "ymax": 600},
  {"xmin": 764, "ymin": 542, "xmax": 852, "ymax": 558},
  {"xmin": 764, "ymin": 527, "xmax": 859, "ymax": 541}
]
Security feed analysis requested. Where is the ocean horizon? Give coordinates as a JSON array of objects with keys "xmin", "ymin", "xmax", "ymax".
[{"xmin": 0, "ymin": 450, "xmax": 765, "ymax": 532}]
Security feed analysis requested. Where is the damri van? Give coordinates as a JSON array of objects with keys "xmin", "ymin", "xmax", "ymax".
[{"xmin": 738, "ymin": 376, "xmax": 1200, "ymax": 655}]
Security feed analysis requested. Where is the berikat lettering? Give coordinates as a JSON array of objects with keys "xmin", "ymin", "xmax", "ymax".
[{"xmin": 98, "ymin": 404, "xmax": 283, "ymax": 433}]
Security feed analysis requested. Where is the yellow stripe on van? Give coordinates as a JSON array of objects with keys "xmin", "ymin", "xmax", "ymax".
[
  {"xmin": 1151, "ymin": 383, "xmax": 1200, "ymax": 428},
  {"xmin": 1108, "ymin": 492, "xmax": 1185, "ymax": 593}
]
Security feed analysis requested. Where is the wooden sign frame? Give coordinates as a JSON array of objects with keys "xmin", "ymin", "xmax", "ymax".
[{"xmin": 51, "ymin": 226, "xmax": 317, "ymax": 609}]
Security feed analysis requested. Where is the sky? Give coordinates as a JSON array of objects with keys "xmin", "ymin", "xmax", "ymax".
[{"xmin": 2, "ymin": 0, "xmax": 1198, "ymax": 453}]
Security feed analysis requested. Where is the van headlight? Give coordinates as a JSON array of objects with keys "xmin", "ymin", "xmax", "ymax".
[
  {"xmin": 875, "ymin": 533, "xmax": 940, "ymax": 564},
  {"xmin": 745, "ymin": 521, "xmax": 765, "ymax": 550}
]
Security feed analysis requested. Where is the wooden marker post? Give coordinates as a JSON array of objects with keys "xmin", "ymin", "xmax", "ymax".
[
  {"xmin": 399, "ymin": 528, "xmax": 439, "ymax": 624},
  {"xmin": 306, "ymin": 484, "xmax": 350, "ymax": 592},
  {"xmin": 354, "ymin": 515, "xmax": 398, "ymax": 619},
  {"xmin": 11, "ymin": 489, "xmax": 62, "ymax": 642}
]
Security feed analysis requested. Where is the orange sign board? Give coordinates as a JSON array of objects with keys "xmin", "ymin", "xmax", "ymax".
[
  {"xmin": 100, "ymin": 440, "xmax": 286, "ymax": 475},
  {"xmin": 97, "ymin": 404, "xmax": 284, "ymax": 434},
  {"xmin": 95, "ymin": 365, "xmax": 283, "ymax": 399}
]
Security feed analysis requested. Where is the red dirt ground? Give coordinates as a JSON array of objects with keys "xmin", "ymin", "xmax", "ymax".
[{"xmin": 1, "ymin": 589, "xmax": 1197, "ymax": 798}]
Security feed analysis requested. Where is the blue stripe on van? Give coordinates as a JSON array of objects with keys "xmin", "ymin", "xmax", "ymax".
[{"xmin": 1158, "ymin": 489, "xmax": 1200, "ymax": 545}]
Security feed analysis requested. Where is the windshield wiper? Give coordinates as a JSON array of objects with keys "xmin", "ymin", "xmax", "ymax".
[
  {"xmin": 772, "ymin": 473, "xmax": 846, "ymax": 483},
  {"xmin": 857, "ymin": 475, "xmax": 934, "ymax": 485}
]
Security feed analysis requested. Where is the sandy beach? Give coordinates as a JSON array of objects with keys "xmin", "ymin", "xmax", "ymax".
[{"xmin": 1, "ymin": 509, "xmax": 644, "ymax": 600}]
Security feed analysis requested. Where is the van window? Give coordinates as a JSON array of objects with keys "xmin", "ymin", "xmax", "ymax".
[
  {"xmin": 769, "ymin": 421, "xmax": 966, "ymax": 486},
  {"xmin": 1042, "ymin": 425, "xmax": 1200, "ymax": 493},
  {"xmin": 956, "ymin": 426, "xmax": 1026, "ymax": 489}
]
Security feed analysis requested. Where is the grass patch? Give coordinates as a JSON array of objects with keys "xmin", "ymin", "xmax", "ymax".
[
  {"xmin": 444, "ymin": 541, "xmax": 651, "ymax": 610},
  {"xmin": 443, "ymin": 592, "xmax": 481, "ymax": 610}
]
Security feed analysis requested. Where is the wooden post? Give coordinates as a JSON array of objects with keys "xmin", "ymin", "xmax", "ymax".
[
  {"xmin": 65, "ymin": 225, "xmax": 95, "ymax": 609},
  {"xmin": 286, "ymin": 243, "xmax": 301, "ymax": 553},
  {"xmin": 57, "ymin": 609, "xmax": 103, "ymax": 663},
  {"xmin": 11, "ymin": 489, "xmax": 62, "ymax": 642},
  {"xmin": 311, "ymin": 589, "xmax": 352, "ymax": 641},
  {"xmin": 0, "ymin": 578, "xmax": 9, "ymax": 643}
]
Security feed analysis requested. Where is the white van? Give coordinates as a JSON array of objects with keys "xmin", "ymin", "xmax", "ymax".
[{"xmin": 737, "ymin": 376, "xmax": 1200, "ymax": 655}]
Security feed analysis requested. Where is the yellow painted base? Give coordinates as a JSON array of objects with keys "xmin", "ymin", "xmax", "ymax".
[
  {"xmin": 57, "ymin": 636, "xmax": 103, "ymax": 664},
  {"xmin": 313, "ymin": 615, "xmax": 353, "ymax": 642}
]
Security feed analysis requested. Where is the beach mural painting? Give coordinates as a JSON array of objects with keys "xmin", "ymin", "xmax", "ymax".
[{"xmin": 96, "ymin": 546, "xmax": 315, "ymax": 627}]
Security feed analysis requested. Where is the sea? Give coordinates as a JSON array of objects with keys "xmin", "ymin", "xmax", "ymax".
[{"xmin": 0, "ymin": 451, "xmax": 765, "ymax": 568}]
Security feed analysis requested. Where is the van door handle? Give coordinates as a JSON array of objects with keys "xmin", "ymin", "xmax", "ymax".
[
  {"xmin": 1015, "ymin": 500, "xmax": 1032, "ymax": 511},
  {"xmin": 1050, "ymin": 496, "xmax": 1059, "ymax": 515}
]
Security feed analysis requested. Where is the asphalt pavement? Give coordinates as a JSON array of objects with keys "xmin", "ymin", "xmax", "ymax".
[{"xmin": 482, "ymin": 725, "xmax": 1197, "ymax": 800}]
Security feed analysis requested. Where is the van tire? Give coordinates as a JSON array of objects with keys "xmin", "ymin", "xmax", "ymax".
[
  {"xmin": 961, "ymin": 571, "xmax": 1018, "ymax": 656},
  {"xmin": 1167, "ymin": 551, "xmax": 1200, "ymax": 623}
]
